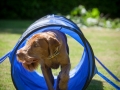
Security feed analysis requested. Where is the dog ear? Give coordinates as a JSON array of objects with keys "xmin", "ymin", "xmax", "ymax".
[{"xmin": 47, "ymin": 37, "xmax": 60, "ymax": 58}]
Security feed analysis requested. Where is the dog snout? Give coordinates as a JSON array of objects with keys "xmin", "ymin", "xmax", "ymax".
[{"xmin": 16, "ymin": 51, "xmax": 24, "ymax": 58}]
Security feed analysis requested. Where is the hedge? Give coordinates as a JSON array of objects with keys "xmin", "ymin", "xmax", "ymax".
[{"xmin": 0, "ymin": 0, "xmax": 120, "ymax": 19}]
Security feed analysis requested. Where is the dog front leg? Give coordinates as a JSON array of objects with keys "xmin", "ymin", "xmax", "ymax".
[
  {"xmin": 56, "ymin": 63, "xmax": 71, "ymax": 90},
  {"xmin": 47, "ymin": 67, "xmax": 54, "ymax": 86},
  {"xmin": 41, "ymin": 65, "xmax": 54, "ymax": 90}
]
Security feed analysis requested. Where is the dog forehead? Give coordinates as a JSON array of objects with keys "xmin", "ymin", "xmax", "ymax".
[
  {"xmin": 32, "ymin": 34, "xmax": 40, "ymax": 39},
  {"xmin": 27, "ymin": 34, "xmax": 39, "ymax": 44},
  {"xmin": 28, "ymin": 33, "xmax": 46, "ymax": 43},
  {"xmin": 32, "ymin": 33, "xmax": 47, "ymax": 38}
]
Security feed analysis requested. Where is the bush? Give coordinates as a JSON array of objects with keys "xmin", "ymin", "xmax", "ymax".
[
  {"xmin": 0, "ymin": 0, "xmax": 119, "ymax": 19},
  {"xmin": 68, "ymin": 5, "xmax": 120, "ymax": 29}
]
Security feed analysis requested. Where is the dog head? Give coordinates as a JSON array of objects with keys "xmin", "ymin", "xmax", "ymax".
[{"xmin": 16, "ymin": 32, "xmax": 60, "ymax": 71}]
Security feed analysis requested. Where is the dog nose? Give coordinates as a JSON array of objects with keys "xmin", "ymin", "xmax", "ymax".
[{"xmin": 16, "ymin": 51, "xmax": 24, "ymax": 57}]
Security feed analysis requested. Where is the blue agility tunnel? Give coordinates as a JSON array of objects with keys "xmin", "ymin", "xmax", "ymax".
[{"xmin": 0, "ymin": 15, "xmax": 120, "ymax": 90}]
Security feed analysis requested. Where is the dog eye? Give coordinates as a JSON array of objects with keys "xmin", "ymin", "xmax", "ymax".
[{"xmin": 34, "ymin": 43, "xmax": 39, "ymax": 47}]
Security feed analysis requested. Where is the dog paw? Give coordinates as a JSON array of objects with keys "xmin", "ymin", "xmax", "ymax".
[{"xmin": 59, "ymin": 77, "xmax": 69, "ymax": 90}]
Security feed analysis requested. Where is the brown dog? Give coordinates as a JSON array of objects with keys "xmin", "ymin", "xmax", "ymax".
[{"xmin": 16, "ymin": 30, "xmax": 71, "ymax": 90}]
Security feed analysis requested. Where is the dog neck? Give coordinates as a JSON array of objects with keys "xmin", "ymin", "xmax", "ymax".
[{"xmin": 48, "ymin": 47, "xmax": 60, "ymax": 59}]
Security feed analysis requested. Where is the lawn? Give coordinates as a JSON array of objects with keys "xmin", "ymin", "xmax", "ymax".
[{"xmin": 0, "ymin": 20, "xmax": 120, "ymax": 90}]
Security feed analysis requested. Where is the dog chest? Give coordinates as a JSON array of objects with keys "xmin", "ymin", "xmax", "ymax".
[{"xmin": 45, "ymin": 59, "xmax": 60, "ymax": 69}]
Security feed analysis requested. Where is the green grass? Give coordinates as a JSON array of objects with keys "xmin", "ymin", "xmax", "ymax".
[{"xmin": 0, "ymin": 20, "xmax": 120, "ymax": 90}]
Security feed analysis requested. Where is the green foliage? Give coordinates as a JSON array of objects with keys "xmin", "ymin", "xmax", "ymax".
[
  {"xmin": 0, "ymin": 0, "xmax": 80, "ymax": 19},
  {"xmin": 68, "ymin": 5, "xmax": 120, "ymax": 29},
  {"xmin": 0, "ymin": 0, "xmax": 120, "ymax": 19},
  {"xmin": 70, "ymin": 5, "xmax": 86, "ymax": 16},
  {"xmin": 90, "ymin": 8, "xmax": 100, "ymax": 18}
]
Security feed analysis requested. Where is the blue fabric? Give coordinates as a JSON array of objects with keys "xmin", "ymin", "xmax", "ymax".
[
  {"xmin": 0, "ymin": 15, "xmax": 119, "ymax": 90},
  {"xmin": 1, "ymin": 15, "xmax": 96, "ymax": 90},
  {"xmin": 97, "ymin": 72, "xmax": 120, "ymax": 90},
  {"xmin": 0, "ymin": 51, "xmax": 11, "ymax": 63},
  {"xmin": 95, "ymin": 57, "xmax": 120, "ymax": 82}
]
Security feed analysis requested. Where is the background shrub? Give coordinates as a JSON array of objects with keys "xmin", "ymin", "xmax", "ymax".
[{"xmin": 0, "ymin": 0, "xmax": 120, "ymax": 19}]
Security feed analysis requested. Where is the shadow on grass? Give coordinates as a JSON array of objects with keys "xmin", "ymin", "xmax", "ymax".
[
  {"xmin": 87, "ymin": 79, "xmax": 103, "ymax": 90},
  {"xmin": 0, "ymin": 28, "xmax": 26, "ymax": 34},
  {"xmin": 0, "ymin": 20, "xmax": 34, "ymax": 34}
]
